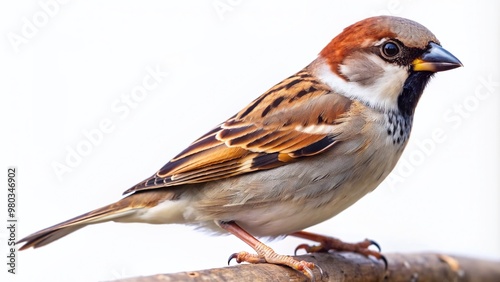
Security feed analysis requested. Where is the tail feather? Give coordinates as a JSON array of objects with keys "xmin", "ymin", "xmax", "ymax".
[
  {"xmin": 18, "ymin": 190, "xmax": 176, "ymax": 250},
  {"xmin": 17, "ymin": 204, "xmax": 138, "ymax": 250},
  {"xmin": 19, "ymin": 225, "xmax": 85, "ymax": 250}
]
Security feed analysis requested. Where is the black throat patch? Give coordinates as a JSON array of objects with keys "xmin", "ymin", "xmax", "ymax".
[{"xmin": 398, "ymin": 71, "xmax": 434, "ymax": 116}]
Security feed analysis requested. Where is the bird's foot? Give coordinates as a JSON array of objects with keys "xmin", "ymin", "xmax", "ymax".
[
  {"xmin": 228, "ymin": 248, "xmax": 316, "ymax": 280},
  {"xmin": 291, "ymin": 231, "xmax": 387, "ymax": 267},
  {"xmin": 219, "ymin": 221, "xmax": 319, "ymax": 280}
]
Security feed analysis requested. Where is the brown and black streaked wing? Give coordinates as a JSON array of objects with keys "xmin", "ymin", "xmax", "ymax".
[{"xmin": 123, "ymin": 70, "xmax": 352, "ymax": 195}]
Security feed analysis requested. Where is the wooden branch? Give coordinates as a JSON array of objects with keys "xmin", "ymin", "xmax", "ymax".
[{"xmin": 109, "ymin": 252, "xmax": 500, "ymax": 282}]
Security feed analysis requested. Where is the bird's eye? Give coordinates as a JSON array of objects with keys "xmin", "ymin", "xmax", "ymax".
[{"xmin": 382, "ymin": 42, "xmax": 400, "ymax": 57}]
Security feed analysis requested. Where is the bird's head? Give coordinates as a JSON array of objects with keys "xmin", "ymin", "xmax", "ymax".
[{"xmin": 315, "ymin": 16, "xmax": 462, "ymax": 116}]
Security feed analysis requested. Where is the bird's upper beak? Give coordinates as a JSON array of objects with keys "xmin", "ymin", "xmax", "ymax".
[{"xmin": 412, "ymin": 42, "xmax": 463, "ymax": 72}]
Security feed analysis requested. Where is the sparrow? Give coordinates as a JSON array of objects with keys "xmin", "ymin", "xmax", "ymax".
[{"xmin": 18, "ymin": 16, "xmax": 462, "ymax": 279}]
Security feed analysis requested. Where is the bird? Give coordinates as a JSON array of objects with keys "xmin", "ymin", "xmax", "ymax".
[{"xmin": 18, "ymin": 16, "xmax": 462, "ymax": 279}]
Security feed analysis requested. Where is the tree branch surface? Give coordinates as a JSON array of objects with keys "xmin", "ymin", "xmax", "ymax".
[{"xmin": 110, "ymin": 252, "xmax": 500, "ymax": 282}]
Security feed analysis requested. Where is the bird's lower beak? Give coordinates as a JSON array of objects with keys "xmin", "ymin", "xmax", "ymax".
[{"xmin": 412, "ymin": 42, "xmax": 463, "ymax": 72}]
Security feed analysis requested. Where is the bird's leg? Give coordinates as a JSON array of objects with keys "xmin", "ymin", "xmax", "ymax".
[
  {"xmin": 290, "ymin": 230, "xmax": 385, "ymax": 262},
  {"xmin": 219, "ymin": 221, "xmax": 316, "ymax": 279}
]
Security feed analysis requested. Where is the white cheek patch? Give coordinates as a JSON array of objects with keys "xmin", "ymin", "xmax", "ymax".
[{"xmin": 315, "ymin": 55, "xmax": 408, "ymax": 112}]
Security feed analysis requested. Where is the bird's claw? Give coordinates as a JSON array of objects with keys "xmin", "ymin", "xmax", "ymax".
[
  {"xmin": 369, "ymin": 239, "xmax": 382, "ymax": 252},
  {"xmin": 227, "ymin": 253, "xmax": 238, "ymax": 265},
  {"xmin": 380, "ymin": 254, "xmax": 388, "ymax": 270},
  {"xmin": 294, "ymin": 244, "xmax": 305, "ymax": 256},
  {"xmin": 303, "ymin": 265, "xmax": 315, "ymax": 281},
  {"xmin": 227, "ymin": 251, "xmax": 265, "ymax": 265},
  {"xmin": 294, "ymin": 243, "xmax": 323, "ymax": 255}
]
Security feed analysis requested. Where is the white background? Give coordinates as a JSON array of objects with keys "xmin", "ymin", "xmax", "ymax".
[{"xmin": 1, "ymin": 1, "xmax": 499, "ymax": 281}]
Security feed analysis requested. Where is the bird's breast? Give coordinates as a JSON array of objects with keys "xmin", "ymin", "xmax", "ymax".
[{"xmin": 184, "ymin": 115, "xmax": 409, "ymax": 236}]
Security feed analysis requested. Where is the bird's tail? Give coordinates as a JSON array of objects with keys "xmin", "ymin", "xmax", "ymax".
[{"xmin": 17, "ymin": 190, "xmax": 174, "ymax": 250}]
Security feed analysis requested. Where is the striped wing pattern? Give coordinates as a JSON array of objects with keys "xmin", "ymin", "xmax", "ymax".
[{"xmin": 123, "ymin": 69, "xmax": 352, "ymax": 195}]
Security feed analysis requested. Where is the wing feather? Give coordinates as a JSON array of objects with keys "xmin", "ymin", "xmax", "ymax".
[{"xmin": 123, "ymin": 69, "xmax": 352, "ymax": 195}]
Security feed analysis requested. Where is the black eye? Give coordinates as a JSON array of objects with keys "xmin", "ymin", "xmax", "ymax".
[{"xmin": 382, "ymin": 42, "xmax": 400, "ymax": 57}]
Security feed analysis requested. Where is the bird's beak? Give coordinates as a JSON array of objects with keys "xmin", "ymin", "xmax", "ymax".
[{"xmin": 412, "ymin": 42, "xmax": 463, "ymax": 72}]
